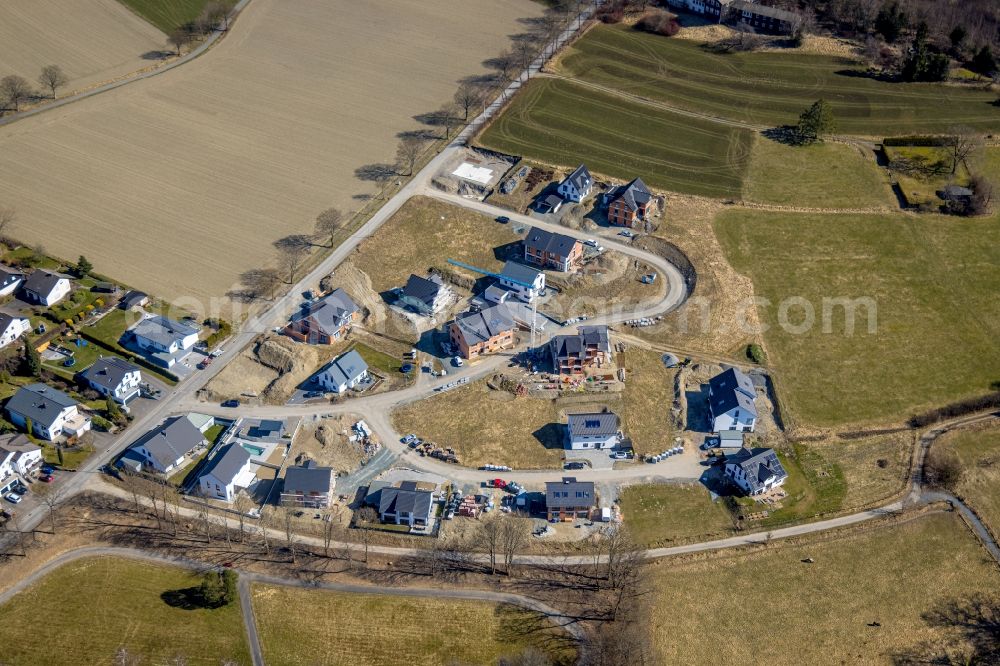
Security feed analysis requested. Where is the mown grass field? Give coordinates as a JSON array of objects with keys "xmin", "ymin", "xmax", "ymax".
[
  {"xmin": 714, "ymin": 210, "xmax": 1000, "ymax": 426},
  {"xmin": 555, "ymin": 24, "xmax": 1000, "ymax": 135},
  {"xmin": 251, "ymin": 585, "xmax": 576, "ymax": 666},
  {"xmin": 885, "ymin": 145, "xmax": 972, "ymax": 207},
  {"xmin": 477, "ymin": 77, "xmax": 752, "ymax": 198},
  {"xmin": 620, "ymin": 483, "xmax": 735, "ymax": 546},
  {"xmin": 936, "ymin": 425, "xmax": 1000, "ymax": 540},
  {"xmin": 0, "ymin": 557, "xmax": 249, "ymax": 665},
  {"xmin": 744, "ymin": 138, "xmax": 893, "ymax": 208},
  {"xmin": 649, "ymin": 513, "xmax": 1000, "ymax": 663},
  {"xmin": 118, "ymin": 0, "xmax": 236, "ymax": 33}
]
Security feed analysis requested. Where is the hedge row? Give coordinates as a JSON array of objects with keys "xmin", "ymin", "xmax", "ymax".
[
  {"xmin": 76, "ymin": 330, "xmax": 179, "ymax": 385},
  {"xmin": 883, "ymin": 136, "xmax": 949, "ymax": 147},
  {"xmin": 909, "ymin": 391, "xmax": 1000, "ymax": 428}
]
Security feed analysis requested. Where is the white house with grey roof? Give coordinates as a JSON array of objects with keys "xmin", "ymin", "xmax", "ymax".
[
  {"xmin": 280, "ymin": 460, "xmax": 334, "ymax": 508},
  {"xmin": 78, "ymin": 356, "xmax": 142, "ymax": 405},
  {"xmin": 0, "ymin": 313, "xmax": 30, "ymax": 349},
  {"xmin": 724, "ymin": 447, "xmax": 788, "ymax": 496},
  {"xmin": 0, "ymin": 266, "xmax": 23, "ymax": 297},
  {"xmin": 6, "ymin": 384, "xmax": 91, "ymax": 441},
  {"xmin": 129, "ymin": 315, "xmax": 199, "ymax": 368},
  {"xmin": 198, "ymin": 442, "xmax": 255, "ymax": 502},
  {"xmin": 315, "ymin": 349, "xmax": 369, "ymax": 394},
  {"xmin": 128, "ymin": 415, "xmax": 207, "ymax": 474},
  {"xmin": 566, "ymin": 411, "xmax": 621, "ymax": 450},
  {"xmin": 21, "ymin": 270, "xmax": 71, "ymax": 307},
  {"xmin": 557, "ymin": 164, "xmax": 593, "ymax": 203},
  {"xmin": 708, "ymin": 367, "xmax": 758, "ymax": 433},
  {"xmin": 0, "ymin": 433, "xmax": 43, "ymax": 481},
  {"xmin": 399, "ymin": 273, "xmax": 451, "ymax": 315},
  {"xmin": 497, "ymin": 261, "xmax": 545, "ymax": 303}
]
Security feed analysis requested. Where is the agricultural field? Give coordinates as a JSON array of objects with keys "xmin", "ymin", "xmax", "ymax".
[
  {"xmin": 118, "ymin": 0, "xmax": 235, "ymax": 33},
  {"xmin": 648, "ymin": 513, "xmax": 1000, "ymax": 664},
  {"xmin": 251, "ymin": 584, "xmax": 576, "ymax": 666},
  {"xmin": 554, "ymin": 23, "xmax": 1000, "ymax": 135},
  {"xmin": 0, "ymin": 0, "xmax": 541, "ymax": 307},
  {"xmin": 744, "ymin": 138, "xmax": 894, "ymax": 208},
  {"xmin": 0, "ymin": 557, "xmax": 250, "ymax": 665},
  {"xmin": 476, "ymin": 77, "xmax": 752, "ymax": 198},
  {"xmin": 0, "ymin": 0, "xmax": 165, "ymax": 94},
  {"xmin": 714, "ymin": 209, "xmax": 1000, "ymax": 427},
  {"xmin": 935, "ymin": 424, "xmax": 1000, "ymax": 539}
]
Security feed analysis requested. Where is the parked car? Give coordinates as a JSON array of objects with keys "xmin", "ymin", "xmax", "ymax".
[
  {"xmin": 583, "ymin": 238, "xmax": 597, "ymax": 247},
  {"xmin": 618, "ymin": 230, "xmax": 633, "ymax": 237},
  {"xmin": 401, "ymin": 434, "xmax": 418, "ymax": 445},
  {"xmin": 564, "ymin": 461, "xmax": 585, "ymax": 470},
  {"xmin": 41, "ymin": 465, "xmax": 55, "ymax": 475},
  {"xmin": 400, "ymin": 363, "xmax": 414, "ymax": 373},
  {"xmin": 221, "ymin": 399, "xmax": 240, "ymax": 408},
  {"xmin": 496, "ymin": 216, "xmax": 510, "ymax": 224},
  {"xmin": 38, "ymin": 474, "xmax": 54, "ymax": 483},
  {"xmin": 452, "ymin": 356, "xmax": 464, "ymax": 367},
  {"xmin": 304, "ymin": 391, "xmax": 323, "ymax": 399},
  {"xmin": 5, "ymin": 494, "xmax": 21, "ymax": 504}
]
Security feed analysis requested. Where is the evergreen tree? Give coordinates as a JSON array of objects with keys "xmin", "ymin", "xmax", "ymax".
[
  {"xmin": 795, "ymin": 99, "xmax": 835, "ymax": 144},
  {"xmin": 874, "ymin": 1, "xmax": 906, "ymax": 43},
  {"xmin": 901, "ymin": 23, "xmax": 949, "ymax": 82},
  {"xmin": 24, "ymin": 339, "xmax": 41, "ymax": 377},
  {"xmin": 105, "ymin": 395, "xmax": 122, "ymax": 423},
  {"xmin": 76, "ymin": 255, "xmax": 93, "ymax": 277},
  {"xmin": 971, "ymin": 46, "xmax": 997, "ymax": 76}
]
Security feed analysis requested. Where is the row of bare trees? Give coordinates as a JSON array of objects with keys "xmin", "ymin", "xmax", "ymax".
[
  {"xmin": 166, "ymin": 1, "xmax": 232, "ymax": 56},
  {"xmin": 0, "ymin": 65, "xmax": 69, "ymax": 114}
]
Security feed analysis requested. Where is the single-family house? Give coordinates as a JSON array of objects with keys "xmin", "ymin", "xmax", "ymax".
[
  {"xmin": 604, "ymin": 178, "xmax": 658, "ymax": 228},
  {"xmin": 0, "ymin": 433, "xmax": 43, "ymax": 478},
  {"xmin": 448, "ymin": 303, "xmax": 516, "ymax": 359},
  {"xmin": 669, "ymin": 0, "xmax": 734, "ymax": 21},
  {"xmin": 548, "ymin": 325, "xmax": 612, "ymax": 375},
  {"xmin": 131, "ymin": 315, "xmax": 199, "ymax": 356},
  {"xmin": 399, "ymin": 274, "xmax": 451, "ymax": 315},
  {"xmin": 729, "ymin": 0, "xmax": 797, "ymax": 33},
  {"xmin": 376, "ymin": 480, "xmax": 435, "ymax": 528},
  {"xmin": 523, "ymin": 227, "xmax": 584, "ymax": 272},
  {"xmin": 497, "ymin": 261, "xmax": 545, "ymax": 303},
  {"xmin": 545, "ymin": 477, "xmax": 595, "ymax": 521},
  {"xmin": 280, "ymin": 460, "xmax": 335, "ymax": 508},
  {"xmin": 285, "ymin": 288, "xmax": 360, "ymax": 344},
  {"xmin": 21, "ymin": 270, "xmax": 71, "ymax": 307},
  {"xmin": 197, "ymin": 442, "xmax": 255, "ymax": 502},
  {"xmin": 0, "ymin": 313, "xmax": 31, "ymax": 349},
  {"xmin": 708, "ymin": 366, "xmax": 758, "ymax": 433},
  {"xmin": 6, "ymin": 383, "xmax": 91, "ymax": 441},
  {"xmin": 0, "ymin": 266, "xmax": 23, "ymax": 297},
  {"xmin": 118, "ymin": 290, "xmax": 149, "ymax": 310},
  {"xmin": 315, "ymin": 349, "xmax": 369, "ymax": 394},
  {"xmin": 566, "ymin": 411, "xmax": 620, "ymax": 450},
  {"xmin": 724, "ymin": 447, "xmax": 788, "ymax": 496},
  {"xmin": 557, "ymin": 164, "xmax": 593, "ymax": 203},
  {"xmin": 78, "ymin": 356, "xmax": 142, "ymax": 405},
  {"xmin": 128, "ymin": 416, "xmax": 207, "ymax": 474}
]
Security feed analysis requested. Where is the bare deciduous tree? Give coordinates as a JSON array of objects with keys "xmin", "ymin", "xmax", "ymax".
[
  {"xmin": 283, "ymin": 507, "xmax": 297, "ymax": 563},
  {"xmin": 38, "ymin": 65, "xmax": 68, "ymax": 99},
  {"xmin": 477, "ymin": 515, "xmax": 502, "ymax": 575},
  {"xmin": 314, "ymin": 207, "xmax": 345, "ymax": 247},
  {"xmin": 238, "ymin": 267, "xmax": 283, "ymax": 300},
  {"xmin": 395, "ymin": 135, "xmax": 427, "ymax": 176},
  {"xmin": 945, "ymin": 128, "xmax": 983, "ymax": 175},
  {"xmin": 233, "ymin": 492, "xmax": 253, "ymax": 542},
  {"xmin": 273, "ymin": 235, "xmax": 312, "ymax": 283},
  {"xmin": 453, "ymin": 84, "xmax": 481, "ymax": 120},
  {"xmin": 114, "ymin": 646, "xmax": 142, "ymax": 666},
  {"xmin": 356, "ymin": 506, "xmax": 377, "ymax": 565},
  {"xmin": 168, "ymin": 29, "xmax": 193, "ymax": 56},
  {"xmin": 35, "ymin": 483, "xmax": 64, "ymax": 533},
  {"xmin": 321, "ymin": 507, "xmax": 340, "ymax": 557},
  {"xmin": 499, "ymin": 515, "xmax": 530, "ymax": 576},
  {"xmin": 0, "ymin": 75, "xmax": 33, "ymax": 111}
]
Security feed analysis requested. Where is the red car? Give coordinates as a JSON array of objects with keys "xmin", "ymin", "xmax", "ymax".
[{"xmin": 38, "ymin": 474, "xmax": 53, "ymax": 483}]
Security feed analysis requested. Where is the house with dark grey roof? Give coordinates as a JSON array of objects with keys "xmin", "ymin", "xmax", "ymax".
[
  {"xmin": 0, "ymin": 433, "xmax": 42, "ymax": 481},
  {"xmin": 21, "ymin": 270, "xmax": 71, "ymax": 307},
  {"xmin": 523, "ymin": 227, "xmax": 583, "ymax": 272},
  {"xmin": 0, "ymin": 313, "xmax": 30, "ymax": 349},
  {"xmin": 604, "ymin": 178, "xmax": 657, "ymax": 228},
  {"xmin": 566, "ymin": 411, "xmax": 620, "ymax": 450},
  {"xmin": 671, "ymin": 0, "xmax": 735, "ymax": 22},
  {"xmin": 557, "ymin": 164, "xmax": 593, "ymax": 203},
  {"xmin": 78, "ymin": 356, "xmax": 142, "ymax": 405},
  {"xmin": 548, "ymin": 325, "xmax": 612, "ymax": 375},
  {"xmin": 399, "ymin": 274, "xmax": 451, "ymax": 315},
  {"xmin": 377, "ymin": 480, "xmax": 435, "ymax": 528},
  {"xmin": 0, "ymin": 266, "xmax": 23, "ymax": 298},
  {"xmin": 724, "ymin": 447, "xmax": 788, "ymax": 495},
  {"xmin": 728, "ymin": 0, "xmax": 797, "ymax": 33},
  {"xmin": 128, "ymin": 415, "xmax": 207, "ymax": 473},
  {"xmin": 129, "ymin": 315, "xmax": 199, "ymax": 367},
  {"xmin": 535, "ymin": 193, "xmax": 564, "ymax": 214},
  {"xmin": 497, "ymin": 261, "xmax": 545, "ymax": 303},
  {"xmin": 316, "ymin": 348, "xmax": 369, "ymax": 394},
  {"xmin": 545, "ymin": 477, "xmax": 596, "ymax": 521},
  {"xmin": 286, "ymin": 288, "xmax": 360, "ymax": 344},
  {"xmin": 280, "ymin": 460, "xmax": 335, "ymax": 508},
  {"xmin": 708, "ymin": 366, "xmax": 758, "ymax": 433},
  {"xmin": 198, "ymin": 442, "xmax": 255, "ymax": 502},
  {"xmin": 118, "ymin": 290, "xmax": 149, "ymax": 310},
  {"xmin": 448, "ymin": 303, "xmax": 516, "ymax": 359},
  {"xmin": 6, "ymin": 384, "xmax": 91, "ymax": 441}
]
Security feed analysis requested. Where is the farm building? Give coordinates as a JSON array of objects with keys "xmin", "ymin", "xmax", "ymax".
[
  {"xmin": 280, "ymin": 460, "xmax": 335, "ymax": 508},
  {"xmin": 547, "ymin": 325, "xmax": 612, "ymax": 376},
  {"xmin": 566, "ymin": 411, "xmax": 621, "ymax": 450},
  {"xmin": 0, "ymin": 313, "xmax": 30, "ymax": 349},
  {"xmin": 708, "ymin": 367, "xmax": 758, "ymax": 433},
  {"xmin": 724, "ymin": 447, "xmax": 788, "ymax": 496},
  {"xmin": 128, "ymin": 416, "xmax": 207, "ymax": 474},
  {"xmin": 21, "ymin": 270, "xmax": 71, "ymax": 307},
  {"xmin": 78, "ymin": 356, "xmax": 142, "ymax": 405},
  {"xmin": 398, "ymin": 273, "xmax": 451, "ymax": 315},
  {"xmin": 285, "ymin": 288, "xmax": 360, "ymax": 344},
  {"xmin": 604, "ymin": 178, "xmax": 657, "ymax": 228},
  {"xmin": 448, "ymin": 303, "xmax": 516, "ymax": 359},
  {"xmin": 315, "ymin": 349, "xmax": 370, "ymax": 394},
  {"xmin": 0, "ymin": 266, "xmax": 23, "ymax": 297},
  {"xmin": 6, "ymin": 384, "xmax": 91, "ymax": 442},
  {"xmin": 545, "ymin": 477, "xmax": 596, "ymax": 521},
  {"xmin": 523, "ymin": 227, "xmax": 583, "ymax": 272},
  {"xmin": 198, "ymin": 442, "xmax": 255, "ymax": 503},
  {"xmin": 557, "ymin": 164, "xmax": 593, "ymax": 203}
]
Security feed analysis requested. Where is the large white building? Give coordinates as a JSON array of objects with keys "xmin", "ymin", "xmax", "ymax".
[
  {"xmin": 708, "ymin": 367, "xmax": 758, "ymax": 433},
  {"xmin": 0, "ymin": 313, "xmax": 30, "ymax": 349},
  {"xmin": 198, "ymin": 443, "xmax": 255, "ymax": 502},
  {"xmin": 6, "ymin": 384, "xmax": 91, "ymax": 441},
  {"xmin": 315, "ymin": 349, "xmax": 369, "ymax": 394},
  {"xmin": 565, "ymin": 412, "xmax": 621, "ymax": 450},
  {"xmin": 78, "ymin": 356, "xmax": 143, "ymax": 405}
]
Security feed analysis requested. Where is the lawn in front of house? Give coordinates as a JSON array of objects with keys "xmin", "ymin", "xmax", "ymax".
[
  {"xmin": 648, "ymin": 512, "xmax": 1000, "ymax": 663},
  {"xmin": 714, "ymin": 209, "xmax": 1000, "ymax": 427},
  {"xmin": 744, "ymin": 137, "xmax": 893, "ymax": 208},
  {"xmin": 935, "ymin": 424, "xmax": 1000, "ymax": 539},
  {"xmin": 0, "ymin": 556, "xmax": 250, "ymax": 665},
  {"xmin": 251, "ymin": 584, "xmax": 577, "ymax": 666}
]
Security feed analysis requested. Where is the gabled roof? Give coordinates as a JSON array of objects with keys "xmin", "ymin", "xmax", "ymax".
[
  {"xmin": 523, "ymin": 227, "xmax": 580, "ymax": 258},
  {"xmin": 283, "ymin": 461, "xmax": 334, "ymax": 495},
  {"xmin": 79, "ymin": 356, "xmax": 140, "ymax": 391},
  {"xmin": 561, "ymin": 164, "xmax": 592, "ymax": 193},
  {"xmin": 200, "ymin": 442, "xmax": 252, "ymax": 486},
  {"xmin": 119, "ymin": 290, "xmax": 148, "ymax": 309},
  {"xmin": 6, "ymin": 383, "xmax": 77, "ymax": 430},
  {"xmin": 500, "ymin": 261, "xmax": 542, "ymax": 287},
  {"xmin": 549, "ymin": 325, "xmax": 610, "ymax": 359},
  {"xmin": 130, "ymin": 415, "xmax": 205, "ymax": 469},
  {"xmin": 0, "ymin": 433, "xmax": 40, "ymax": 457},
  {"xmin": 726, "ymin": 447, "xmax": 788, "ymax": 492},
  {"xmin": 401, "ymin": 274, "xmax": 447, "ymax": 308},
  {"xmin": 731, "ymin": 0, "xmax": 797, "ymax": 21},
  {"xmin": 567, "ymin": 412, "xmax": 619, "ymax": 438},
  {"xmin": 607, "ymin": 178, "xmax": 653, "ymax": 212},
  {"xmin": 709, "ymin": 367, "xmax": 758, "ymax": 419},
  {"xmin": 23, "ymin": 270, "xmax": 67, "ymax": 297},
  {"xmin": 0, "ymin": 266, "xmax": 23, "ymax": 285},
  {"xmin": 452, "ymin": 304, "xmax": 515, "ymax": 347},
  {"xmin": 320, "ymin": 349, "xmax": 369, "ymax": 387},
  {"xmin": 379, "ymin": 485, "xmax": 434, "ymax": 518},
  {"xmin": 0, "ymin": 312, "xmax": 28, "ymax": 335},
  {"xmin": 545, "ymin": 477, "xmax": 595, "ymax": 509},
  {"xmin": 299, "ymin": 288, "xmax": 360, "ymax": 334},
  {"xmin": 578, "ymin": 325, "xmax": 610, "ymax": 352},
  {"xmin": 132, "ymin": 315, "xmax": 198, "ymax": 347}
]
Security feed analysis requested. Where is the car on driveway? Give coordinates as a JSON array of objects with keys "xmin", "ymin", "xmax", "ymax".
[
  {"xmin": 303, "ymin": 391, "xmax": 324, "ymax": 399},
  {"xmin": 583, "ymin": 238, "xmax": 597, "ymax": 247},
  {"xmin": 5, "ymin": 493, "xmax": 21, "ymax": 504},
  {"xmin": 41, "ymin": 465, "xmax": 55, "ymax": 475},
  {"xmin": 39, "ymin": 474, "xmax": 54, "ymax": 483}
]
